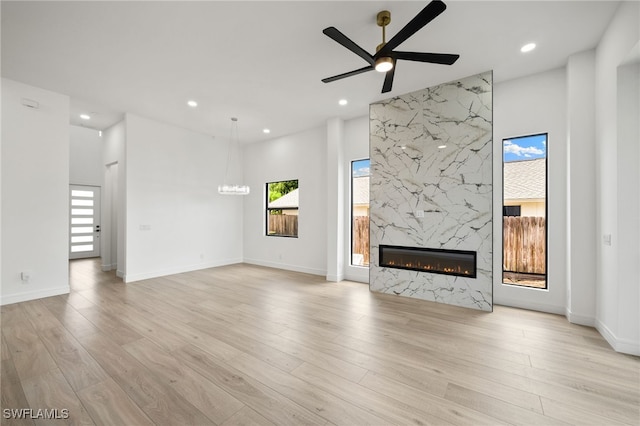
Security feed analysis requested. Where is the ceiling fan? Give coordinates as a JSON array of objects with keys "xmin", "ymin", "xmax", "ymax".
[{"xmin": 321, "ymin": 0, "xmax": 459, "ymax": 93}]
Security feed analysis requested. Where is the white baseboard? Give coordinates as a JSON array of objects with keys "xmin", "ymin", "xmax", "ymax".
[
  {"xmin": 242, "ymin": 258, "xmax": 326, "ymax": 277},
  {"xmin": 124, "ymin": 258, "xmax": 242, "ymax": 283},
  {"xmin": 596, "ymin": 319, "xmax": 640, "ymax": 356},
  {"xmin": 326, "ymin": 273, "xmax": 344, "ymax": 282},
  {"xmin": 344, "ymin": 269, "xmax": 370, "ymax": 284},
  {"xmin": 494, "ymin": 298, "xmax": 565, "ymax": 315},
  {"xmin": 1, "ymin": 286, "xmax": 70, "ymax": 306},
  {"xmin": 101, "ymin": 263, "xmax": 116, "ymax": 272},
  {"xmin": 116, "ymin": 269, "xmax": 125, "ymax": 278},
  {"xmin": 566, "ymin": 308, "xmax": 596, "ymax": 327}
]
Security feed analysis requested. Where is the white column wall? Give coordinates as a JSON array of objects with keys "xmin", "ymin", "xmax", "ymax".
[
  {"xmin": 102, "ymin": 120, "xmax": 126, "ymax": 275},
  {"xmin": 1, "ymin": 79, "xmax": 70, "ymax": 305},
  {"xmin": 343, "ymin": 116, "xmax": 371, "ymax": 283},
  {"xmin": 326, "ymin": 117, "xmax": 345, "ymax": 282},
  {"xmin": 566, "ymin": 50, "xmax": 597, "ymax": 326}
]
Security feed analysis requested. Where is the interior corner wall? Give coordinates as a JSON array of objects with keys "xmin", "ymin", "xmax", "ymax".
[
  {"xmin": 124, "ymin": 113, "xmax": 243, "ymax": 282},
  {"xmin": 242, "ymin": 125, "xmax": 328, "ymax": 276},
  {"xmin": 595, "ymin": 0, "xmax": 640, "ymax": 355},
  {"xmin": 492, "ymin": 68, "xmax": 567, "ymax": 314},
  {"xmin": 70, "ymin": 125, "xmax": 102, "ymax": 187},
  {"xmin": 370, "ymin": 72, "xmax": 493, "ymax": 311},
  {"xmin": 1, "ymin": 78, "xmax": 70, "ymax": 305}
]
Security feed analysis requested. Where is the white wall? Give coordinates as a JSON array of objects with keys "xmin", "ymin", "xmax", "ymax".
[
  {"xmin": 343, "ymin": 115, "xmax": 370, "ymax": 283},
  {"xmin": 242, "ymin": 125, "xmax": 327, "ymax": 276},
  {"xmin": 493, "ymin": 68, "xmax": 567, "ymax": 314},
  {"xmin": 566, "ymin": 49, "xmax": 597, "ymax": 326},
  {"xmin": 1, "ymin": 79, "xmax": 70, "ymax": 305},
  {"xmin": 595, "ymin": 1, "xmax": 640, "ymax": 355},
  {"xmin": 326, "ymin": 118, "xmax": 344, "ymax": 282},
  {"xmin": 102, "ymin": 120, "xmax": 126, "ymax": 274},
  {"xmin": 70, "ymin": 125, "xmax": 102, "ymax": 186},
  {"xmin": 124, "ymin": 113, "xmax": 243, "ymax": 282}
]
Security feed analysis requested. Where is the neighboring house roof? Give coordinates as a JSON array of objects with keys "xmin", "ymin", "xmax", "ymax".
[
  {"xmin": 504, "ymin": 158, "xmax": 546, "ymax": 200},
  {"xmin": 353, "ymin": 176, "xmax": 370, "ymax": 205},
  {"xmin": 269, "ymin": 188, "xmax": 299, "ymax": 209}
]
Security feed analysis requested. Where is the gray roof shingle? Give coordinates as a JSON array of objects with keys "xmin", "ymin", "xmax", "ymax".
[
  {"xmin": 269, "ymin": 188, "xmax": 299, "ymax": 209},
  {"xmin": 504, "ymin": 158, "xmax": 546, "ymax": 200}
]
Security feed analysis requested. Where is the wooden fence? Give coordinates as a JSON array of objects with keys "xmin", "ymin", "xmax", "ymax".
[
  {"xmin": 353, "ymin": 216, "xmax": 370, "ymax": 265},
  {"xmin": 503, "ymin": 216, "xmax": 546, "ymax": 274},
  {"xmin": 268, "ymin": 215, "xmax": 298, "ymax": 237}
]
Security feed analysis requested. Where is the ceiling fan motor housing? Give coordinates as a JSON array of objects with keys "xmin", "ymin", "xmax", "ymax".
[{"xmin": 376, "ymin": 10, "xmax": 391, "ymax": 27}]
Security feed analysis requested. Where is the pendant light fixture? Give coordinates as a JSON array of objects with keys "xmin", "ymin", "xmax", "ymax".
[{"xmin": 218, "ymin": 117, "xmax": 250, "ymax": 195}]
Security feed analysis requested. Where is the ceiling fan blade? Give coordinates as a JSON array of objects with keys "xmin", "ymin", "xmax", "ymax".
[
  {"xmin": 322, "ymin": 65, "xmax": 375, "ymax": 83},
  {"xmin": 381, "ymin": 61, "xmax": 396, "ymax": 93},
  {"xmin": 376, "ymin": 0, "xmax": 447, "ymax": 58},
  {"xmin": 393, "ymin": 51, "xmax": 459, "ymax": 65},
  {"xmin": 323, "ymin": 27, "xmax": 375, "ymax": 66}
]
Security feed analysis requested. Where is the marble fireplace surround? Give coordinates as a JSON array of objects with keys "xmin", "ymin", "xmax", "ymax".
[{"xmin": 369, "ymin": 71, "xmax": 493, "ymax": 312}]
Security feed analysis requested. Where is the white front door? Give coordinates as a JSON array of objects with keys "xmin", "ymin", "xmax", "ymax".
[{"xmin": 69, "ymin": 185, "xmax": 101, "ymax": 259}]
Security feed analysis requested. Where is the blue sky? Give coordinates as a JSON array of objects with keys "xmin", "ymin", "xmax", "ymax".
[
  {"xmin": 352, "ymin": 159, "xmax": 370, "ymax": 177},
  {"xmin": 503, "ymin": 134, "xmax": 547, "ymax": 162}
]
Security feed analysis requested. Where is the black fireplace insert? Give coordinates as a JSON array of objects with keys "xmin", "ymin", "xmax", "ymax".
[{"xmin": 379, "ymin": 245, "xmax": 476, "ymax": 278}]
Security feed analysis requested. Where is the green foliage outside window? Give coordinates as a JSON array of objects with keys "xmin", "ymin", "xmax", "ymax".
[{"xmin": 268, "ymin": 180, "xmax": 298, "ymax": 203}]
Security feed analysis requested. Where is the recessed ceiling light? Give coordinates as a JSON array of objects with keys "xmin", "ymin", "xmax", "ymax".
[
  {"xmin": 187, "ymin": 100, "xmax": 198, "ymax": 107},
  {"xmin": 338, "ymin": 99, "xmax": 348, "ymax": 106},
  {"xmin": 438, "ymin": 144, "xmax": 447, "ymax": 149},
  {"xmin": 263, "ymin": 128, "xmax": 271, "ymax": 134},
  {"xmin": 80, "ymin": 114, "xmax": 90, "ymax": 120},
  {"xmin": 520, "ymin": 43, "xmax": 536, "ymax": 53}
]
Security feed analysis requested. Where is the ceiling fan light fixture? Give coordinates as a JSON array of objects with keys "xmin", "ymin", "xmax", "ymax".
[{"xmin": 375, "ymin": 56, "xmax": 394, "ymax": 72}]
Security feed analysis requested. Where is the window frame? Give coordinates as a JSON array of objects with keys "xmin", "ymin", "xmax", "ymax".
[
  {"xmin": 501, "ymin": 132, "xmax": 548, "ymax": 289},
  {"xmin": 350, "ymin": 159, "xmax": 370, "ymax": 267},
  {"xmin": 265, "ymin": 179, "xmax": 299, "ymax": 238}
]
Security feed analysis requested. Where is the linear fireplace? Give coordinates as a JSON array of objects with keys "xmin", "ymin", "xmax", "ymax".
[{"xmin": 379, "ymin": 245, "xmax": 477, "ymax": 278}]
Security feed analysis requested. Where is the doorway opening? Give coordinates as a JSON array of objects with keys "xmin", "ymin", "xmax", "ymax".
[{"xmin": 69, "ymin": 185, "xmax": 101, "ymax": 259}]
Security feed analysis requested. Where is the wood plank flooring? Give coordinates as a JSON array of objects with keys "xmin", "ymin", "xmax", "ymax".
[{"xmin": 1, "ymin": 258, "xmax": 638, "ymax": 425}]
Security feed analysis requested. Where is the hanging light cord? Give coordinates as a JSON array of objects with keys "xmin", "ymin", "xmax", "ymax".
[{"xmin": 223, "ymin": 117, "xmax": 238, "ymax": 186}]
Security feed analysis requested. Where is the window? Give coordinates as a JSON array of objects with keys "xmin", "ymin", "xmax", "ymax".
[
  {"xmin": 351, "ymin": 159, "xmax": 370, "ymax": 266},
  {"xmin": 266, "ymin": 180, "xmax": 299, "ymax": 237},
  {"xmin": 502, "ymin": 134, "xmax": 547, "ymax": 289}
]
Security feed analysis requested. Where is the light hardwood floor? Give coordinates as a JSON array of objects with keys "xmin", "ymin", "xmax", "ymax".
[{"xmin": 1, "ymin": 259, "xmax": 639, "ymax": 425}]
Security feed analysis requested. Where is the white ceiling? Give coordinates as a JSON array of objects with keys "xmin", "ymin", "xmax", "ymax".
[{"xmin": 1, "ymin": 1, "xmax": 619, "ymax": 143}]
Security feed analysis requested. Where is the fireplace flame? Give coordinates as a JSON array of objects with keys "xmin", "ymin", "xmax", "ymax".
[{"xmin": 386, "ymin": 259, "xmax": 471, "ymax": 276}]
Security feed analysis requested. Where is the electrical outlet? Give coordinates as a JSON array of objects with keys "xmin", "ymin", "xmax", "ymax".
[
  {"xmin": 21, "ymin": 271, "xmax": 31, "ymax": 283},
  {"xmin": 603, "ymin": 234, "xmax": 612, "ymax": 246},
  {"xmin": 415, "ymin": 210, "xmax": 425, "ymax": 218}
]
